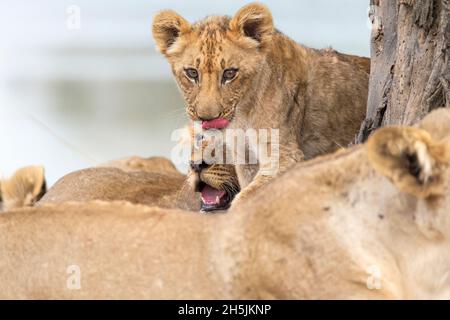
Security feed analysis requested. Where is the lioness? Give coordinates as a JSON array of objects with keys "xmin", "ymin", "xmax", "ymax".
[
  {"xmin": 0, "ymin": 109, "xmax": 449, "ymax": 299},
  {"xmin": 152, "ymin": 3, "xmax": 369, "ymax": 202},
  {"xmin": 39, "ymin": 155, "xmax": 240, "ymax": 212},
  {"xmin": 100, "ymin": 156, "xmax": 181, "ymax": 175},
  {"xmin": 39, "ymin": 156, "xmax": 200, "ymax": 211}
]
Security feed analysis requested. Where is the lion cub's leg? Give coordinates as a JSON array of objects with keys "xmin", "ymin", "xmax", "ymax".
[{"xmin": 232, "ymin": 141, "xmax": 304, "ymax": 207}]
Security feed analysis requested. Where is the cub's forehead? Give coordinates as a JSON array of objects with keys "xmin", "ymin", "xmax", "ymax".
[{"xmin": 183, "ymin": 16, "xmax": 235, "ymax": 71}]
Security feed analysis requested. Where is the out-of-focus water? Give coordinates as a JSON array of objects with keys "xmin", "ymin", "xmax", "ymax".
[{"xmin": 0, "ymin": 0, "xmax": 370, "ymax": 185}]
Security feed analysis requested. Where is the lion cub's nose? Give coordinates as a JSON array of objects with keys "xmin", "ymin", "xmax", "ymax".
[
  {"xmin": 190, "ymin": 161, "xmax": 207, "ymax": 173},
  {"xmin": 197, "ymin": 108, "xmax": 221, "ymax": 122}
]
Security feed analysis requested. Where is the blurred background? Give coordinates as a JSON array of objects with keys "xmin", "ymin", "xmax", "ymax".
[{"xmin": 0, "ymin": 0, "xmax": 370, "ymax": 186}]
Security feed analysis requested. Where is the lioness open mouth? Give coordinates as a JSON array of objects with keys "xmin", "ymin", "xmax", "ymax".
[{"xmin": 197, "ymin": 182, "xmax": 235, "ymax": 212}]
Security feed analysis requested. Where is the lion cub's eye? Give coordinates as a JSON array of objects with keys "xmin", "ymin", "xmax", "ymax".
[
  {"xmin": 222, "ymin": 68, "xmax": 238, "ymax": 83},
  {"xmin": 185, "ymin": 68, "xmax": 199, "ymax": 82}
]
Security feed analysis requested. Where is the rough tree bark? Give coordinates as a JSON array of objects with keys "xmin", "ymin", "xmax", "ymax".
[{"xmin": 356, "ymin": 0, "xmax": 449, "ymax": 143}]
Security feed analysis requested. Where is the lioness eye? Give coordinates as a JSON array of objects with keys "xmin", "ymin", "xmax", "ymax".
[
  {"xmin": 185, "ymin": 68, "xmax": 199, "ymax": 81},
  {"xmin": 222, "ymin": 68, "xmax": 238, "ymax": 83}
]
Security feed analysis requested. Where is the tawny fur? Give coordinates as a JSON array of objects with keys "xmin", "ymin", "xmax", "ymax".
[
  {"xmin": 101, "ymin": 156, "xmax": 181, "ymax": 175},
  {"xmin": 0, "ymin": 166, "xmax": 46, "ymax": 212},
  {"xmin": 39, "ymin": 157, "xmax": 199, "ymax": 211},
  {"xmin": 0, "ymin": 109, "xmax": 449, "ymax": 299},
  {"xmin": 186, "ymin": 124, "xmax": 240, "ymax": 194},
  {"xmin": 152, "ymin": 3, "xmax": 369, "ymax": 203}
]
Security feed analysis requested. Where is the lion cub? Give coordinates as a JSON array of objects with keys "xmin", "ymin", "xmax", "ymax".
[
  {"xmin": 153, "ymin": 3, "xmax": 369, "ymax": 204},
  {"xmin": 0, "ymin": 166, "xmax": 46, "ymax": 211},
  {"xmin": 185, "ymin": 123, "xmax": 240, "ymax": 211}
]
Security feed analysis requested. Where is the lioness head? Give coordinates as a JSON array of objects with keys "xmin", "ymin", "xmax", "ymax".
[
  {"xmin": 366, "ymin": 108, "xmax": 450, "ymax": 237},
  {"xmin": 367, "ymin": 111, "xmax": 450, "ymax": 200},
  {"xmin": 152, "ymin": 3, "xmax": 274, "ymax": 121}
]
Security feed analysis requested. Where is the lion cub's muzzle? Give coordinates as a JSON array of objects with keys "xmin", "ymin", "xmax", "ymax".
[{"xmin": 189, "ymin": 161, "xmax": 240, "ymax": 212}]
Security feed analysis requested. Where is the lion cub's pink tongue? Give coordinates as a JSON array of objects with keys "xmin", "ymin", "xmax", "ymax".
[
  {"xmin": 201, "ymin": 185, "xmax": 226, "ymax": 205},
  {"xmin": 202, "ymin": 118, "xmax": 229, "ymax": 130}
]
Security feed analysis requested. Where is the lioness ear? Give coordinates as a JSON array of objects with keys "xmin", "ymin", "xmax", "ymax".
[
  {"xmin": 229, "ymin": 3, "xmax": 274, "ymax": 46},
  {"xmin": 30, "ymin": 166, "xmax": 47, "ymax": 201},
  {"xmin": 152, "ymin": 10, "xmax": 191, "ymax": 55},
  {"xmin": 367, "ymin": 126, "xmax": 449, "ymax": 198},
  {"xmin": 0, "ymin": 165, "xmax": 46, "ymax": 210}
]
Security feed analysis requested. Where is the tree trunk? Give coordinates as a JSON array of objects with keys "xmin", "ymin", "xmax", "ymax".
[{"xmin": 356, "ymin": 0, "xmax": 449, "ymax": 143}]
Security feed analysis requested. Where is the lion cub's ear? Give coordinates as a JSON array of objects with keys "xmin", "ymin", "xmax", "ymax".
[
  {"xmin": 0, "ymin": 165, "xmax": 47, "ymax": 211},
  {"xmin": 367, "ymin": 126, "xmax": 449, "ymax": 198},
  {"xmin": 152, "ymin": 10, "xmax": 191, "ymax": 55},
  {"xmin": 229, "ymin": 3, "xmax": 274, "ymax": 47}
]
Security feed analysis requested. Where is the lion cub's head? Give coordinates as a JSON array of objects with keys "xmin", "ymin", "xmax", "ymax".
[
  {"xmin": 189, "ymin": 162, "xmax": 240, "ymax": 212},
  {"xmin": 152, "ymin": 3, "xmax": 274, "ymax": 122},
  {"xmin": 0, "ymin": 166, "xmax": 46, "ymax": 211},
  {"xmin": 185, "ymin": 124, "xmax": 240, "ymax": 212}
]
